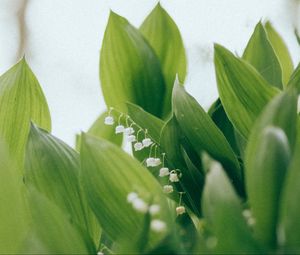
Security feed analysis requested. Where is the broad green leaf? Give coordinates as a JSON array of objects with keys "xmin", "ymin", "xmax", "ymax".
[
  {"xmin": 245, "ymin": 126, "xmax": 290, "ymax": 247},
  {"xmin": 23, "ymin": 190, "xmax": 95, "ymax": 254},
  {"xmin": 214, "ymin": 44, "xmax": 279, "ymax": 139},
  {"xmin": 287, "ymin": 62, "xmax": 300, "ymax": 93},
  {"xmin": 127, "ymin": 102, "xmax": 165, "ymax": 143},
  {"xmin": 202, "ymin": 160, "xmax": 261, "ymax": 253},
  {"xmin": 242, "ymin": 22, "xmax": 282, "ymax": 88},
  {"xmin": 265, "ymin": 21, "xmax": 294, "ymax": 85},
  {"xmin": 24, "ymin": 124, "xmax": 100, "ymax": 244},
  {"xmin": 80, "ymin": 134, "xmax": 172, "ymax": 251},
  {"xmin": 0, "ymin": 58, "xmax": 51, "ymax": 166},
  {"xmin": 279, "ymin": 130, "xmax": 300, "ymax": 253},
  {"xmin": 0, "ymin": 146, "xmax": 29, "ymax": 253},
  {"xmin": 172, "ymin": 82, "xmax": 243, "ymax": 195},
  {"xmin": 140, "ymin": 3, "xmax": 187, "ymax": 117},
  {"xmin": 100, "ymin": 11, "xmax": 165, "ymax": 118}
]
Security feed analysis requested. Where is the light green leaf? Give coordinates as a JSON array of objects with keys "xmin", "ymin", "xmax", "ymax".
[
  {"xmin": 80, "ymin": 134, "xmax": 172, "ymax": 251},
  {"xmin": 287, "ymin": 62, "xmax": 300, "ymax": 93},
  {"xmin": 202, "ymin": 159, "xmax": 261, "ymax": 253},
  {"xmin": 265, "ymin": 21, "xmax": 294, "ymax": 86},
  {"xmin": 214, "ymin": 44, "xmax": 279, "ymax": 139},
  {"xmin": 25, "ymin": 124, "xmax": 100, "ymax": 245},
  {"xmin": 0, "ymin": 58, "xmax": 51, "ymax": 166},
  {"xmin": 0, "ymin": 146, "xmax": 29, "ymax": 254},
  {"xmin": 140, "ymin": 3, "xmax": 187, "ymax": 117},
  {"xmin": 279, "ymin": 129, "xmax": 300, "ymax": 253},
  {"xmin": 100, "ymin": 11, "xmax": 165, "ymax": 118},
  {"xmin": 172, "ymin": 81, "xmax": 243, "ymax": 195},
  {"xmin": 242, "ymin": 22, "xmax": 282, "ymax": 88},
  {"xmin": 245, "ymin": 126, "xmax": 290, "ymax": 248},
  {"xmin": 24, "ymin": 190, "xmax": 95, "ymax": 254}
]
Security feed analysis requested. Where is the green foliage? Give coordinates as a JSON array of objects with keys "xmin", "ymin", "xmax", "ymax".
[{"xmin": 1, "ymin": 4, "xmax": 300, "ymax": 254}]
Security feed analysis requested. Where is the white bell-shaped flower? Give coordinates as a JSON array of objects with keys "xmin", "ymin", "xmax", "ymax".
[
  {"xmin": 159, "ymin": 167, "xmax": 170, "ymax": 177},
  {"xmin": 132, "ymin": 198, "xmax": 148, "ymax": 213},
  {"xmin": 153, "ymin": 158, "xmax": 161, "ymax": 166},
  {"xmin": 163, "ymin": 185, "xmax": 174, "ymax": 193},
  {"xmin": 134, "ymin": 142, "xmax": 144, "ymax": 151},
  {"xmin": 176, "ymin": 206, "xmax": 186, "ymax": 215},
  {"xmin": 124, "ymin": 127, "xmax": 134, "ymax": 135},
  {"xmin": 127, "ymin": 135, "xmax": 136, "ymax": 143},
  {"xmin": 115, "ymin": 125, "xmax": 125, "ymax": 134},
  {"xmin": 149, "ymin": 204, "xmax": 160, "ymax": 215},
  {"xmin": 150, "ymin": 219, "xmax": 166, "ymax": 233},
  {"xmin": 127, "ymin": 192, "xmax": 138, "ymax": 203},
  {"xmin": 146, "ymin": 157, "xmax": 156, "ymax": 167},
  {"xmin": 169, "ymin": 171, "xmax": 179, "ymax": 182},
  {"xmin": 104, "ymin": 116, "xmax": 114, "ymax": 125},
  {"xmin": 142, "ymin": 138, "xmax": 153, "ymax": 147}
]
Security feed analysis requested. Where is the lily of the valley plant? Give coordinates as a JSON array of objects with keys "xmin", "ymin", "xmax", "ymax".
[{"xmin": 1, "ymin": 3, "xmax": 300, "ymax": 254}]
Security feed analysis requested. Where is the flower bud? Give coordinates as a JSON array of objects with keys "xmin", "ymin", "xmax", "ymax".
[
  {"xmin": 104, "ymin": 116, "xmax": 114, "ymax": 125},
  {"xmin": 163, "ymin": 185, "xmax": 174, "ymax": 193},
  {"xmin": 176, "ymin": 206, "xmax": 186, "ymax": 215},
  {"xmin": 150, "ymin": 219, "xmax": 166, "ymax": 232}
]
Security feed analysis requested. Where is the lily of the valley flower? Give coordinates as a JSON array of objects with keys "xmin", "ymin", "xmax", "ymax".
[
  {"xmin": 146, "ymin": 157, "xmax": 156, "ymax": 167},
  {"xmin": 132, "ymin": 198, "xmax": 148, "ymax": 213},
  {"xmin": 149, "ymin": 204, "xmax": 160, "ymax": 215},
  {"xmin": 142, "ymin": 138, "xmax": 153, "ymax": 147},
  {"xmin": 159, "ymin": 167, "xmax": 170, "ymax": 177},
  {"xmin": 163, "ymin": 185, "xmax": 174, "ymax": 193},
  {"xmin": 115, "ymin": 125, "xmax": 125, "ymax": 134},
  {"xmin": 127, "ymin": 192, "xmax": 138, "ymax": 203},
  {"xmin": 176, "ymin": 206, "xmax": 186, "ymax": 215},
  {"xmin": 104, "ymin": 116, "xmax": 114, "ymax": 125},
  {"xmin": 150, "ymin": 219, "xmax": 166, "ymax": 232},
  {"xmin": 125, "ymin": 127, "xmax": 134, "ymax": 135},
  {"xmin": 134, "ymin": 142, "xmax": 143, "ymax": 151},
  {"xmin": 154, "ymin": 158, "xmax": 161, "ymax": 166},
  {"xmin": 169, "ymin": 170, "xmax": 179, "ymax": 182},
  {"xmin": 127, "ymin": 135, "xmax": 136, "ymax": 143}
]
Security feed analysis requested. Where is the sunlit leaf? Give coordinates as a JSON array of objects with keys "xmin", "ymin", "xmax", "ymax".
[
  {"xmin": 214, "ymin": 44, "xmax": 279, "ymax": 139},
  {"xmin": 140, "ymin": 3, "xmax": 187, "ymax": 117},
  {"xmin": 242, "ymin": 22, "xmax": 282, "ymax": 88},
  {"xmin": 172, "ymin": 81, "xmax": 243, "ymax": 195},
  {"xmin": 0, "ymin": 58, "xmax": 51, "ymax": 167},
  {"xmin": 202, "ymin": 159, "xmax": 262, "ymax": 253},
  {"xmin": 265, "ymin": 21, "xmax": 294, "ymax": 85},
  {"xmin": 100, "ymin": 11, "xmax": 165, "ymax": 118},
  {"xmin": 80, "ymin": 134, "xmax": 173, "ymax": 252},
  {"xmin": 25, "ymin": 124, "xmax": 100, "ymax": 244}
]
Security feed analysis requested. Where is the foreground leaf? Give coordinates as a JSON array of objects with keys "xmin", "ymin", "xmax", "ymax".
[
  {"xmin": 172, "ymin": 82, "xmax": 243, "ymax": 195},
  {"xmin": 214, "ymin": 44, "xmax": 279, "ymax": 139},
  {"xmin": 140, "ymin": 3, "xmax": 187, "ymax": 117},
  {"xmin": 0, "ymin": 58, "xmax": 51, "ymax": 167},
  {"xmin": 242, "ymin": 22, "xmax": 282, "ymax": 88},
  {"xmin": 100, "ymin": 11, "xmax": 165, "ymax": 117},
  {"xmin": 80, "ymin": 134, "xmax": 172, "ymax": 251},
  {"xmin": 202, "ymin": 160, "xmax": 261, "ymax": 253},
  {"xmin": 25, "ymin": 124, "xmax": 99, "ymax": 244}
]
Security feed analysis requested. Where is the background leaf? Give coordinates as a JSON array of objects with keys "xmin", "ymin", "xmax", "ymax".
[
  {"xmin": 0, "ymin": 58, "xmax": 51, "ymax": 167},
  {"xmin": 214, "ymin": 44, "xmax": 279, "ymax": 139},
  {"xmin": 100, "ymin": 11, "xmax": 165, "ymax": 118},
  {"xmin": 242, "ymin": 22, "xmax": 283, "ymax": 88},
  {"xmin": 140, "ymin": 3, "xmax": 187, "ymax": 117}
]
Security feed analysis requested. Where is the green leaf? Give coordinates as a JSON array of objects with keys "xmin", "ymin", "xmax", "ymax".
[
  {"xmin": 24, "ymin": 124, "xmax": 100, "ymax": 244},
  {"xmin": 245, "ymin": 126, "xmax": 290, "ymax": 247},
  {"xmin": 172, "ymin": 81, "xmax": 243, "ymax": 195},
  {"xmin": 100, "ymin": 11, "xmax": 165, "ymax": 118},
  {"xmin": 279, "ymin": 130, "xmax": 300, "ymax": 253},
  {"xmin": 80, "ymin": 134, "xmax": 172, "ymax": 251},
  {"xmin": 140, "ymin": 3, "xmax": 187, "ymax": 117},
  {"xmin": 287, "ymin": 62, "xmax": 300, "ymax": 93},
  {"xmin": 265, "ymin": 21, "xmax": 294, "ymax": 85},
  {"xmin": 242, "ymin": 22, "xmax": 283, "ymax": 88},
  {"xmin": 214, "ymin": 44, "xmax": 279, "ymax": 139},
  {"xmin": 0, "ymin": 58, "xmax": 51, "ymax": 166},
  {"xmin": 202, "ymin": 159, "xmax": 261, "ymax": 253},
  {"xmin": 0, "ymin": 146, "xmax": 29, "ymax": 254},
  {"xmin": 24, "ymin": 190, "xmax": 95, "ymax": 254}
]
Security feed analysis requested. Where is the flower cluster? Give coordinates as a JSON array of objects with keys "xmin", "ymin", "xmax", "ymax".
[
  {"xmin": 127, "ymin": 192, "xmax": 167, "ymax": 233},
  {"xmin": 105, "ymin": 107, "xmax": 186, "ymax": 216}
]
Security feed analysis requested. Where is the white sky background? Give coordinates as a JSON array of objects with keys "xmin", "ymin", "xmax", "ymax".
[{"xmin": 0, "ymin": 0, "xmax": 300, "ymax": 146}]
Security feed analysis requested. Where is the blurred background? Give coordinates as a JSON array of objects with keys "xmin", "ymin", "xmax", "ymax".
[{"xmin": 0, "ymin": 0, "xmax": 299, "ymax": 146}]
